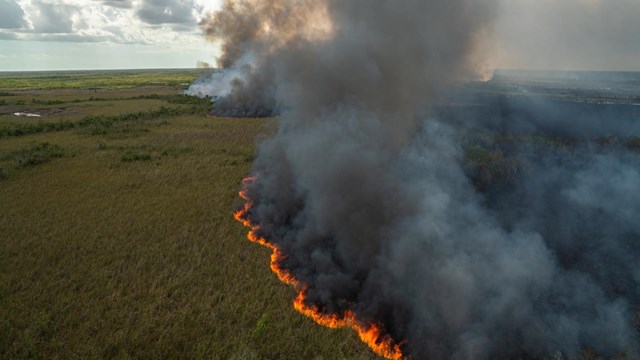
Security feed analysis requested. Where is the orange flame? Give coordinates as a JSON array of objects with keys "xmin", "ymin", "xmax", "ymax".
[{"xmin": 234, "ymin": 177, "xmax": 406, "ymax": 360}]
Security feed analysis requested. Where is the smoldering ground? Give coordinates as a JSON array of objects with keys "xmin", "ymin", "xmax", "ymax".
[{"xmin": 194, "ymin": 0, "xmax": 640, "ymax": 358}]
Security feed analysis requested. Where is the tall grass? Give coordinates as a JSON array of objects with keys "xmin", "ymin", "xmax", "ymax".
[
  {"xmin": 0, "ymin": 69, "xmax": 200, "ymax": 90},
  {"xmin": 0, "ymin": 78, "xmax": 378, "ymax": 359},
  {"xmin": 0, "ymin": 100, "xmax": 211, "ymax": 139},
  {"xmin": 14, "ymin": 142, "xmax": 64, "ymax": 167}
]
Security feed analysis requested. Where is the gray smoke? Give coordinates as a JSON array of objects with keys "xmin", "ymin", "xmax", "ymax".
[
  {"xmin": 198, "ymin": 0, "xmax": 640, "ymax": 358},
  {"xmin": 492, "ymin": 0, "xmax": 640, "ymax": 71}
]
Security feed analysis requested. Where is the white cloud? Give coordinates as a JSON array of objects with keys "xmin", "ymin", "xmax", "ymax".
[
  {"xmin": 0, "ymin": 31, "xmax": 19, "ymax": 40},
  {"xmin": 28, "ymin": 0, "xmax": 78, "ymax": 33},
  {"xmin": 5, "ymin": 0, "xmax": 211, "ymax": 45},
  {"xmin": 136, "ymin": 0, "xmax": 198, "ymax": 25},
  {"xmin": 0, "ymin": 0, "xmax": 27, "ymax": 29},
  {"xmin": 0, "ymin": 0, "xmax": 220, "ymax": 70},
  {"xmin": 97, "ymin": 0, "xmax": 132, "ymax": 8}
]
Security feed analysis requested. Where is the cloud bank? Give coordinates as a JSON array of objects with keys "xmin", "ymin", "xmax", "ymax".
[
  {"xmin": 0, "ymin": 0, "xmax": 27, "ymax": 29},
  {"xmin": 0, "ymin": 0, "xmax": 220, "ymax": 46}
]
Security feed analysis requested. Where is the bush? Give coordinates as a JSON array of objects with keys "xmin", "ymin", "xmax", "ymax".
[
  {"xmin": 14, "ymin": 142, "xmax": 64, "ymax": 167},
  {"xmin": 166, "ymin": 94, "xmax": 211, "ymax": 106}
]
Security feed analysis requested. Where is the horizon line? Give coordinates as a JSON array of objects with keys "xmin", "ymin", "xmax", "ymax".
[{"xmin": 1, "ymin": 67, "xmax": 639, "ymax": 74}]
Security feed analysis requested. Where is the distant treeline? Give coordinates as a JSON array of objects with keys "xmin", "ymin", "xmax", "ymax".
[{"xmin": 22, "ymin": 94, "xmax": 210, "ymax": 106}]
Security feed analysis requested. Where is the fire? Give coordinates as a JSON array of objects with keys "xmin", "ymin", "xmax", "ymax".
[
  {"xmin": 293, "ymin": 290, "xmax": 405, "ymax": 360},
  {"xmin": 234, "ymin": 177, "xmax": 406, "ymax": 360}
]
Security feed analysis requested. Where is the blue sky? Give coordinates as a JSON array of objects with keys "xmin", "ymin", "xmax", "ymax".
[{"xmin": 0, "ymin": 0, "xmax": 639, "ymax": 71}]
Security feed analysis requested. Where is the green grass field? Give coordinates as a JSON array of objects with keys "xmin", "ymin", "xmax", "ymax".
[
  {"xmin": 0, "ymin": 70, "xmax": 379, "ymax": 359},
  {"xmin": 0, "ymin": 69, "xmax": 201, "ymax": 90}
]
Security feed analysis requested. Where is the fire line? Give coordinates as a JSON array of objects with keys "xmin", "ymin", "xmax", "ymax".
[{"xmin": 233, "ymin": 177, "xmax": 406, "ymax": 360}]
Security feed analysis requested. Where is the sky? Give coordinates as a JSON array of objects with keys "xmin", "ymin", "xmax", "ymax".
[
  {"xmin": 0, "ymin": 0, "xmax": 639, "ymax": 71},
  {"xmin": 492, "ymin": 0, "xmax": 640, "ymax": 72},
  {"xmin": 0, "ymin": 0, "xmax": 222, "ymax": 70}
]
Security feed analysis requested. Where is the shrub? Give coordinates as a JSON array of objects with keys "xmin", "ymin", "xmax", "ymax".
[
  {"xmin": 166, "ymin": 94, "xmax": 211, "ymax": 106},
  {"xmin": 14, "ymin": 142, "xmax": 64, "ymax": 167}
]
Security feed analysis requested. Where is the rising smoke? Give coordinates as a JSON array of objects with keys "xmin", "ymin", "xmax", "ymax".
[{"xmin": 196, "ymin": 0, "xmax": 640, "ymax": 358}]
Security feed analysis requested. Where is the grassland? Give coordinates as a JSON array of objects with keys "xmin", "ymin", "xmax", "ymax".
[
  {"xmin": 0, "ymin": 69, "xmax": 201, "ymax": 90},
  {"xmin": 0, "ymin": 70, "xmax": 379, "ymax": 359}
]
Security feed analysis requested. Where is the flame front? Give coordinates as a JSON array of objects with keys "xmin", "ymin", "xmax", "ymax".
[{"xmin": 233, "ymin": 177, "xmax": 406, "ymax": 360}]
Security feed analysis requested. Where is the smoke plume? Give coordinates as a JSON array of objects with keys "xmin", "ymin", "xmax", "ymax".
[{"xmin": 200, "ymin": 0, "xmax": 640, "ymax": 358}]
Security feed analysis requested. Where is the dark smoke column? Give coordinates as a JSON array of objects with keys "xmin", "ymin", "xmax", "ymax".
[{"xmin": 203, "ymin": 0, "xmax": 640, "ymax": 359}]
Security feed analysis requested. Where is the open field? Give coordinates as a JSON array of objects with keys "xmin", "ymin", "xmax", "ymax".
[
  {"xmin": 0, "ymin": 71, "xmax": 379, "ymax": 359},
  {"xmin": 0, "ymin": 69, "xmax": 202, "ymax": 90}
]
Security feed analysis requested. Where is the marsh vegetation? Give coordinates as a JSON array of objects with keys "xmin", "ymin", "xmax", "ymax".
[{"xmin": 0, "ymin": 70, "xmax": 379, "ymax": 359}]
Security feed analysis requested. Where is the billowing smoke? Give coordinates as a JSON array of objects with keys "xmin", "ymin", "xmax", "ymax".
[
  {"xmin": 199, "ymin": 0, "xmax": 640, "ymax": 358},
  {"xmin": 186, "ymin": 0, "xmax": 335, "ymax": 116}
]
